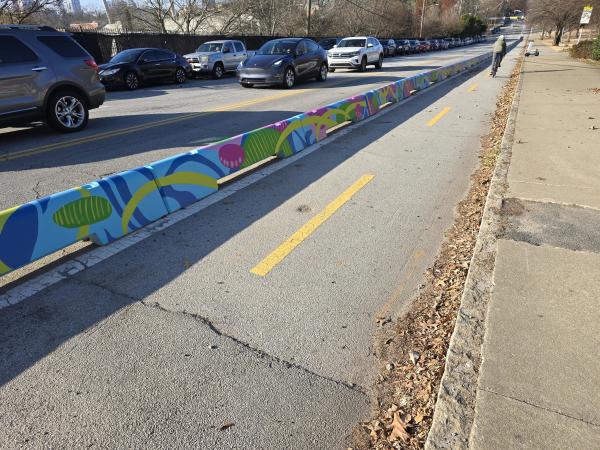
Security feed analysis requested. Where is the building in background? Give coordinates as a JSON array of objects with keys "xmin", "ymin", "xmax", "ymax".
[{"xmin": 63, "ymin": 0, "xmax": 82, "ymax": 14}]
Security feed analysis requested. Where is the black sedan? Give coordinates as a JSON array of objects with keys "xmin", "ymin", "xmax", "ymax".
[
  {"xmin": 237, "ymin": 38, "xmax": 328, "ymax": 89},
  {"xmin": 98, "ymin": 48, "xmax": 192, "ymax": 90}
]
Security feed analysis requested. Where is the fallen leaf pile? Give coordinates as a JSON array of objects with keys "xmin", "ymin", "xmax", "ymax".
[{"xmin": 351, "ymin": 56, "xmax": 524, "ymax": 450}]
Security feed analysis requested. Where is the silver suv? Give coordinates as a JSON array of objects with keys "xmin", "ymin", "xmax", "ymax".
[
  {"xmin": 0, "ymin": 25, "xmax": 105, "ymax": 133},
  {"xmin": 184, "ymin": 40, "xmax": 247, "ymax": 79}
]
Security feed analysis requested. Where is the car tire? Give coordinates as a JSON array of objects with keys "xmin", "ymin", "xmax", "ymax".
[
  {"xmin": 124, "ymin": 72, "xmax": 139, "ymax": 90},
  {"xmin": 175, "ymin": 67, "xmax": 186, "ymax": 84},
  {"xmin": 375, "ymin": 54, "xmax": 383, "ymax": 69},
  {"xmin": 359, "ymin": 57, "xmax": 367, "ymax": 72},
  {"xmin": 241, "ymin": 83, "xmax": 253, "ymax": 88},
  {"xmin": 212, "ymin": 63, "xmax": 224, "ymax": 79},
  {"xmin": 316, "ymin": 63, "xmax": 328, "ymax": 81},
  {"xmin": 46, "ymin": 90, "xmax": 89, "ymax": 133},
  {"xmin": 283, "ymin": 67, "xmax": 295, "ymax": 89}
]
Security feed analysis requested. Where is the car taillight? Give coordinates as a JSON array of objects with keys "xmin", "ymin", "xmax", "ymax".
[{"xmin": 84, "ymin": 59, "xmax": 98, "ymax": 71}]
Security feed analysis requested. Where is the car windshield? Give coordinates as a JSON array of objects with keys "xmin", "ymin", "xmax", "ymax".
[
  {"xmin": 196, "ymin": 42, "xmax": 223, "ymax": 52},
  {"xmin": 110, "ymin": 49, "xmax": 143, "ymax": 63},
  {"xmin": 256, "ymin": 40, "xmax": 297, "ymax": 55},
  {"xmin": 338, "ymin": 39, "xmax": 366, "ymax": 48},
  {"xmin": 318, "ymin": 39, "xmax": 336, "ymax": 46}
]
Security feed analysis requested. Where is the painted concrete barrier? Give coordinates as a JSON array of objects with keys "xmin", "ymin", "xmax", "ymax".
[
  {"xmin": 0, "ymin": 49, "xmax": 505, "ymax": 277},
  {"xmin": 0, "ymin": 167, "xmax": 168, "ymax": 274}
]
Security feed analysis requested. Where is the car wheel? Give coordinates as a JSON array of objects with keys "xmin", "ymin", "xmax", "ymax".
[
  {"xmin": 212, "ymin": 63, "xmax": 224, "ymax": 79},
  {"xmin": 125, "ymin": 72, "xmax": 139, "ymax": 90},
  {"xmin": 283, "ymin": 67, "xmax": 295, "ymax": 89},
  {"xmin": 47, "ymin": 90, "xmax": 89, "ymax": 133},
  {"xmin": 316, "ymin": 63, "xmax": 328, "ymax": 81},
  {"xmin": 359, "ymin": 57, "xmax": 367, "ymax": 72},
  {"xmin": 328, "ymin": 67, "xmax": 336, "ymax": 72},
  {"xmin": 241, "ymin": 83, "xmax": 253, "ymax": 88},
  {"xmin": 375, "ymin": 54, "xmax": 383, "ymax": 69},
  {"xmin": 175, "ymin": 67, "xmax": 186, "ymax": 84}
]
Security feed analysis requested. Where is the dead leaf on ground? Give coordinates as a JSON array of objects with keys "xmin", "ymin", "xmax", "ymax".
[
  {"xmin": 220, "ymin": 422, "xmax": 235, "ymax": 431},
  {"xmin": 388, "ymin": 412, "xmax": 410, "ymax": 442}
]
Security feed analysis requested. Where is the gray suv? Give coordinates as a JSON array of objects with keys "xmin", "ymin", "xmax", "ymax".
[{"xmin": 0, "ymin": 25, "xmax": 105, "ymax": 133}]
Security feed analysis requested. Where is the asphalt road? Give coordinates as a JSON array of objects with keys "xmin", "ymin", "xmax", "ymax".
[
  {"xmin": 0, "ymin": 37, "xmax": 523, "ymax": 449},
  {"xmin": 1, "ymin": 43, "xmax": 493, "ymax": 211}
]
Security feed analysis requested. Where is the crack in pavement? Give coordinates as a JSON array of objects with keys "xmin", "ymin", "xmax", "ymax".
[
  {"xmin": 479, "ymin": 387, "xmax": 600, "ymax": 429},
  {"xmin": 72, "ymin": 277, "xmax": 367, "ymax": 397}
]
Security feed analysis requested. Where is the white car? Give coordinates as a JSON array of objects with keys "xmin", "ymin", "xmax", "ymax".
[{"xmin": 327, "ymin": 36, "xmax": 384, "ymax": 72}]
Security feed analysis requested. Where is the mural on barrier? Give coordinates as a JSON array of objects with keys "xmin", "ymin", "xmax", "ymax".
[
  {"xmin": 0, "ymin": 168, "xmax": 168, "ymax": 276},
  {"xmin": 0, "ymin": 51, "xmax": 499, "ymax": 276}
]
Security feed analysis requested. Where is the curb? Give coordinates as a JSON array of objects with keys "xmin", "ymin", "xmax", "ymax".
[
  {"xmin": 0, "ymin": 51, "xmax": 495, "ymax": 279},
  {"xmin": 425, "ymin": 47, "xmax": 525, "ymax": 449}
]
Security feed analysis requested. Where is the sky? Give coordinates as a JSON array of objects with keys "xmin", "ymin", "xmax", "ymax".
[{"xmin": 80, "ymin": 0, "xmax": 105, "ymax": 12}]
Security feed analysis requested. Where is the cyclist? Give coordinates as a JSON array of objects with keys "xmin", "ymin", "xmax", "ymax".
[{"xmin": 491, "ymin": 35, "xmax": 506, "ymax": 76}]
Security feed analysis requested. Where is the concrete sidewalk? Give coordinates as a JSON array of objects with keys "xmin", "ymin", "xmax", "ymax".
[{"xmin": 470, "ymin": 42, "xmax": 600, "ymax": 447}]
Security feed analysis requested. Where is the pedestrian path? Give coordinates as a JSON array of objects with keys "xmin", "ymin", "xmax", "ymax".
[{"xmin": 470, "ymin": 40, "xmax": 600, "ymax": 448}]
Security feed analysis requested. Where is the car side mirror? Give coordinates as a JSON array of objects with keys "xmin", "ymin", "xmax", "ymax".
[
  {"xmin": 333, "ymin": 44, "xmax": 337, "ymax": 48},
  {"xmin": 367, "ymin": 43, "xmax": 374, "ymax": 48}
]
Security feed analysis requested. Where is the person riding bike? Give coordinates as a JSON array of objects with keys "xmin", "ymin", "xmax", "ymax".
[{"xmin": 491, "ymin": 35, "xmax": 507, "ymax": 77}]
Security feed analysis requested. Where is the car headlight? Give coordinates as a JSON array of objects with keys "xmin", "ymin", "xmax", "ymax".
[
  {"xmin": 200, "ymin": 56, "xmax": 209, "ymax": 63},
  {"xmin": 237, "ymin": 61, "xmax": 244, "ymax": 70},
  {"xmin": 100, "ymin": 68, "xmax": 120, "ymax": 76},
  {"xmin": 348, "ymin": 51, "xmax": 360, "ymax": 57}
]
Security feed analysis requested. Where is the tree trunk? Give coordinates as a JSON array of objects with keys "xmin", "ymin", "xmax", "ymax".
[{"xmin": 554, "ymin": 26, "xmax": 562, "ymax": 45}]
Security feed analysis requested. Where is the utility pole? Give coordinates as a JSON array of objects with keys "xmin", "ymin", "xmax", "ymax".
[
  {"xmin": 307, "ymin": 0, "xmax": 312, "ymax": 37},
  {"xmin": 420, "ymin": 0, "xmax": 426, "ymax": 38}
]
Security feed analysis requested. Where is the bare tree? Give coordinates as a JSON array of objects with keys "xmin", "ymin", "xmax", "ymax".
[
  {"xmin": 0, "ymin": 0, "xmax": 60, "ymax": 24},
  {"xmin": 528, "ymin": 0, "xmax": 600, "ymax": 45},
  {"xmin": 132, "ymin": 0, "xmax": 175, "ymax": 32},
  {"xmin": 170, "ymin": 0, "xmax": 214, "ymax": 33}
]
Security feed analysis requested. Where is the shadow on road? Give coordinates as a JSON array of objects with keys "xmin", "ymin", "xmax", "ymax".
[{"xmin": 0, "ymin": 62, "xmax": 492, "ymax": 388}]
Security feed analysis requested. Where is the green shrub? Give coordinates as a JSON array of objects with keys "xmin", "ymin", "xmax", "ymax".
[{"xmin": 592, "ymin": 36, "xmax": 600, "ymax": 60}]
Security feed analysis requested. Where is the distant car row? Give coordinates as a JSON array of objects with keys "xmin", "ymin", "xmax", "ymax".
[
  {"xmin": 99, "ymin": 34, "xmax": 486, "ymax": 91},
  {"xmin": 368, "ymin": 36, "xmax": 486, "ymax": 57}
]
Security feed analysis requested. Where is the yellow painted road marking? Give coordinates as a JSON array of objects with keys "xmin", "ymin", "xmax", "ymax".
[
  {"xmin": 2, "ymin": 54, "xmax": 464, "ymax": 163},
  {"xmin": 0, "ymin": 90, "xmax": 306, "ymax": 162},
  {"xmin": 427, "ymin": 107, "xmax": 451, "ymax": 127},
  {"xmin": 467, "ymin": 83, "xmax": 479, "ymax": 92},
  {"xmin": 3, "ymin": 60, "xmax": 445, "ymax": 163},
  {"xmin": 251, "ymin": 174, "xmax": 375, "ymax": 277}
]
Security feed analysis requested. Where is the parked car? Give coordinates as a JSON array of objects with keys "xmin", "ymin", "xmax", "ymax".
[
  {"xmin": 237, "ymin": 38, "xmax": 328, "ymax": 89},
  {"xmin": 438, "ymin": 39, "xmax": 450, "ymax": 50},
  {"xmin": 407, "ymin": 40, "xmax": 420, "ymax": 53},
  {"xmin": 0, "ymin": 24, "xmax": 105, "ymax": 133},
  {"xmin": 420, "ymin": 40, "xmax": 431, "ymax": 52},
  {"xmin": 184, "ymin": 40, "xmax": 247, "ymax": 79},
  {"xmin": 381, "ymin": 39, "xmax": 396, "ymax": 57},
  {"xmin": 99, "ymin": 48, "xmax": 191, "ymax": 90},
  {"xmin": 327, "ymin": 36, "xmax": 384, "ymax": 72},
  {"xmin": 430, "ymin": 39, "xmax": 440, "ymax": 51},
  {"xmin": 395, "ymin": 39, "xmax": 411, "ymax": 55},
  {"xmin": 318, "ymin": 37, "xmax": 342, "ymax": 50},
  {"xmin": 444, "ymin": 38, "xmax": 455, "ymax": 48}
]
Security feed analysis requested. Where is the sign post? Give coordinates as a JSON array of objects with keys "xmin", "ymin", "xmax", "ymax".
[{"xmin": 578, "ymin": 6, "xmax": 593, "ymax": 44}]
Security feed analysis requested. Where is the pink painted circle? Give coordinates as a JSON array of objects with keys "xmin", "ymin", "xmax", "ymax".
[{"xmin": 218, "ymin": 143, "xmax": 245, "ymax": 169}]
